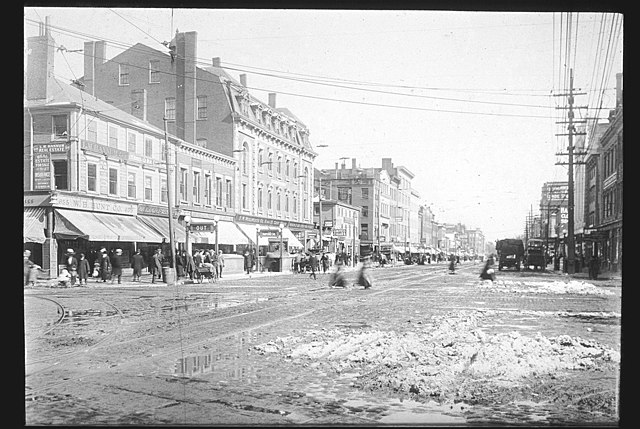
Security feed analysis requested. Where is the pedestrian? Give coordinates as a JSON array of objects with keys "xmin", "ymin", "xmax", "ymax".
[
  {"xmin": 217, "ymin": 250, "xmax": 225, "ymax": 278},
  {"xmin": 449, "ymin": 254, "xmax": 456, "ymax": 274},
  {"xmin": 294, "ymin": 251, "xmax": 302, "ymax": 274},
  {"xmin": 64, "ymin": 248, "xmax": 78, "ymax": 286},
  {"xmin": 77, "ymin": 253, "xmax": 91, "ymax": 286},
  {"xmin": 176, "ymin": 249, "xmax": 185, "ymax": 278},
  {"xmin": 193, "ymin": 249, "xmax": 203, "ymax": 267},
  {"xmin": 99, "ymin": 248, "xmax": 112, "ymax": 282},
  {"xmin": 151, "ymin": 248, "xmax": 163, "ymax": 283},
  {"xmin": 480, "ymin": 254, "xmax": 496, "ymax": 281},
  {"xmin": 132, "ymin": 249, "xmax": 144, "ymax": 281},
  {"xmin": 243, "ymin": 249, "xmax": 253, "ymax": 275},
  {"xmin": 328, "ymin": 260, "xmax": 346, "ymax": 287},
  {"xmin": 355, "ymin": 258, "xmax": 372, "ymax": 289},
  {"xmin": 184, "ymin": 250, "xmax": 196, "ymax": 280},
  {"xmin": 24, "ymin": 250, "xmax": 37, "ymax": 287},
  {"xmin": 309, "ymin": 252, "xmax": 318, "ymax": 280},
  {"xmin": 210, "ymin": 250, "xmax": 220, "ymax": 279},
  {"xmin": 588, "ymin": 254, "xmax": 600, "ymax": 280},
  {"xmin": 111, "ymin": 248, "xmax": 123, "ymax": 284},
  {"xmin": 321, "ymin": 253, "xmax": 330, "ymax": 274}
]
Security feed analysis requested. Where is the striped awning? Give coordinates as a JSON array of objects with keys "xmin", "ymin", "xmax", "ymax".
[
  {"xmin": 54, "ymin": 209, "xmax": 165, "ymax": 242},
  {"xmin": 24, "ymin": 207, "xmax": 47, "ymax": 243}
]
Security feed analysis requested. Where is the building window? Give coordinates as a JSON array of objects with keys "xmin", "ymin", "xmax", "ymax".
[
  {"xmin": 197, "ymin": 96, "xmax": 207, "ymax": 119},
  {"xmin": 276, "ymin": 193, "xmax": 281, "ymax": 211},
  {"xmin": 108, "ymin": 126, "xmax": 118, "ymax": 148},
  {"xmin": 128, "ymin": 132, "xmax": 136, "ymax": 153},
  {"xmin": 285, "ymin": 159, "xmax": 290, "ymax": 177},
  {"xmin": 128, "ymin": 172, "xmax": 136, "ymax": 198},
  {"xmin": 165, "ymin": 98, "xmax": 176, "ymax": 121},
  {"xmin": 303, "ymin": 197, "xmax": 308, "ymax": 219},
  {"xmin": 161, "ymin": 177, "xmax": 167, "ymax": 203},
  {"xmin": 87, "ymin": 163, "xmax": 97, "ymax": 192},
  {"xmin": 216, "ymin": 177, "xmax": 223, "ymax": 206},
  {"xmin": 87, "ymin": 120, "xmax": 97, "ymax": 142},
  {"xmin": 285, "ymin": 195, "xmax": 289, "ymax": 212},
  {"xmin": 144, "ymin": 138, "xmax": 153, "ymax": 157},
  {"xmin": 258, "ymin": 149, "xmax": 264, "ymax": 168},
  {"xmin": 242, "ymin": 144, "xmax": 249, "ymax": 175},
  {"xmin": 204, "ymin": 174, "xmax": 212, "ymax": 205},
  {"xmin": 338, "ymin": 187, "xmax": 352, "ymax": 204},
  {"xmin": 362, "ymin": 206, "xmax": 369, "ymax": 217},
  {"xmin": 149, "ymin": 60, "xmax": 160, "ymax": 83},
  {"xmin": 193, "ymin": 171, "xmax": 201, "ymax": 203},
  {"xmin": 293, "ymin": 196, "xmax": 297, "ymax": 214},
  {"xmin": 119, "ymin": 64, "xmax": 130, "ymax": 85},
  {"xmin": 51, "ymin": 160, "xmax": 67, "ymax": 190},
  {"xmin": 108, "ymin": 168, "xmax": 118, "ymax": 195},
  {"xmin": 226, "ymin": 180, "xmax": 232, "ymax": 207},
  {"xmin": 144, "ymin": 175, "xmax": 152, "ymax": 201},
  {"xmin": 277, "ymin": 156, "xmax": 282, "ymax": 175},
  {"xmin": 293, "ymin": 162, "xmax": 298, "ymax": 180},
  {"xmin": 258, "ymin": 188, "xmax": 263, "ymax": 209},
  {"xmin": 196, "ymin": 138, "xmax": 207, "ymax": 148},
  {"xmin": 267, "ymin": 190, "xmax": 272, "ymax": 210},
  {"xmin": 242, "ymin": 184, "xmax": 248, "ymax": 209},
  {"xmin": 53, "ymin": 115, "xmax": 68, "ymax": 138},
  {"xmin": 268, "ymin": 153, "xmax": 273, "ymax": 172},
  {"xmin": 314, "ymin": 205, "xmax": 320, "ymax": 215},
  {"xmin": 362, "ymin": 188, "xmax": 369, "ymax": 199},
  {"xmin": 179, "ymin": 168, "xmax": 188, "ymax": 201}
]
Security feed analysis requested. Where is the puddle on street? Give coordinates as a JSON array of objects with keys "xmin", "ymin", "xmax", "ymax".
[{"xmin": 161, "ymin": 294, "xmax": 269, "ymax": 313}]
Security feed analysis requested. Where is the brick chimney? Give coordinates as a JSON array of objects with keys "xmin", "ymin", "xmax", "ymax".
[
  {"xmin": 382, "ymin": 158, "xmax": 394, "ymax": 173},
  {"xmin": 176, "ymin": 31, "xmax": 198, "ymax": 144},
  {"xmin": 82, "ymin": 40, "xmax": 106, "ymax": 96},
  {"xmin": 26, "ymin": 16, "xmax": 55, "ymax": 101},
  {"xmin": 351, "ymin": 158, "xmax": 357, "ymax": 174},
  {"xmin": 268, "ymin": 93, "xmax": 276, "ymax": 108},
  {"xmin": 240, "ymin": 74, "xmax": 247, "ymax": 87}
]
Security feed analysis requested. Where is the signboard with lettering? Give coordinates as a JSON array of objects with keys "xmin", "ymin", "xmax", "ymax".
[
  {"xmin": 235, "ymin": 213, "xmax": 314, "ymax": 230},
  {"xmin": 333, "ymin": 229, "xmax": 346, "ymax": 237},
  {"xmin": 137, "ymin": 204, "xmax": 169, "ymax": 217},
  {"xmin": 34, "ymin": 143, "xmax": 69, "ymax": 153},
  {"xmin": 259, "ymin": 230, "xmax": 279, "ymax": 237},
  {"xmin": 33, "ymin": 152, "xmax": 51, "ymax": 190},
  {"xmin": 50, "ymin": 193, "xmax": 137, "ymax": 215},
  {"xmin": 24, "ymin": 193, "xmax": 51, "ymax": 207},
  {"xmin": 191, "ymin": 223, "xmax": 214, "ymax": 232}
]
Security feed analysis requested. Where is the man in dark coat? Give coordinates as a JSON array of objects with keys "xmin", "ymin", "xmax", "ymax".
[
  {"xmin": 151, "ymin": 248, "xmax": 164, "ymax": 283},
  {"xmin": 111, "ymin": 249, "xmax": 123, "ymax": 284},
  {"xmin": 480, "ymin": 255, "xmax": 496, "ymax": 281},
  {"xmin": 132, "ymin": 249, "xmax": 144, "ymax": 281},
  {"xmin": 99, "ymin": 249, "xmax": 112, "ymax": 282},
  {"xmin": 184, "ymin": 250, "xmax": 196, "ymax": 280},
  {"xmin": 77, "ymin": 253, "xmax": 91, "ymax": 286},
  {"xmin": 243, "ymin": 249, "xmax": 253, "ymax": 275},
  {"xmin": 309, "ymin": 252, "xmax": 318, "ymax": 280}
]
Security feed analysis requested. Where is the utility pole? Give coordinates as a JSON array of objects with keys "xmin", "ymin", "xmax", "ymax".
[
  {"xmin": 554, "ymin": 69, "xmax": 587, "ymax": 275},
  {"xmin": 163, "ymin": 118, "xmax": 177, "ymax": 281}
]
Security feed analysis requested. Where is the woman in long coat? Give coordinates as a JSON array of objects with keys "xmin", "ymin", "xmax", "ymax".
[{"xmin": 99, "ymin": 250, "xmax": 112, "ymax": 282}]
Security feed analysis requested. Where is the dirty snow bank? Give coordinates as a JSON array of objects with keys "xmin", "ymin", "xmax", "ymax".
[
  {"xmin": 477, "ymin": 279, "xmax": 615, "ymax": 295},
  {"xmin": 254, "ymin": 311, "xmax": 619, "ymax": 400}
]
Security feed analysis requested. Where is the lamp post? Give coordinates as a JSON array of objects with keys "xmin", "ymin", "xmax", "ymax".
[
  {"xmin": 255, "ymin": 224, "xmax": 260, "ymax": 272},
  {"xmin": 279, "ymin": 222, "xmax": 284, "ymax": 272},
  {"xmin": 213, "ymin": 214, "xmax": 220, "ymax": 255}
]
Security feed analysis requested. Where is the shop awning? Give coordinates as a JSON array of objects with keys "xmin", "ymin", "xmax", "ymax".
[
  {"xmin": 282, "ymin": 227, "xmax": 304, "ymax": 249},
  {"xmin": 189, "ymin": 219, "xmax": 252, "ymax": 245},
  {"xmin": 54, "ymin": 209, "xmax": 165, "ymax": 242},
  {"xmin": 138, "ymin": 215, "xmax": 186, "ymax": 243},
  {"xmin": 236, "ymin": 223, "xmax": 304, "ymax": 249},
  {"xmin": 24, "ymin": 207, "xmax": 47, "ymax": 243}
]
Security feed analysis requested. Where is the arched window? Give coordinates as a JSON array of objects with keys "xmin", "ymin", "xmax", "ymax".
[
  {"xmin": 258, "ymin": 148, "xmax": 264, "ymax": 168},
  {"xmin": 285, "ymin": 159, "xmax": 290, "ymax": 177},
  {"xmin": 303, "ymin": 167, "xmax": 309, "ymax": 189},
  {"xmin": 293, "ymin": 162, "xmax": 298, "ymax": 179},
  {"xmin": 293, "ymin": 195, "xmax": 297, "ymax": 214},
  {"xmin": 277, "ymin": 155, "xmax": 282, "ymax": 174},
  {"xmin": 268, "ymin": 153, "xmax": 273, "ymax": 172},
  {"xmin": 276, "ymin": 191, "xmax": 281, "ymax": 211},
  {"xmin": 285, "ymin": 194, "xmax": 289, "ymax": 212},
  {"xmin": 267, "ymin": 190, "xmax": 272, "ymax": 210}
]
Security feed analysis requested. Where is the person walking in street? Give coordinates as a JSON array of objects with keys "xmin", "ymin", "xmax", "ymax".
[
  {"xmin": 64, "ymin": 248, "xmax": 78, "ymax": 286},
  {"xmin": 24, "ymin": 250, "xmax": 37, "ymax": 287},
  {"xmin": 183, "ymin": 250, "xmax": 196, "ymax": 281},
  {"xmin": 77, "ymin": 253, "xmax": 91, "ymax": 286},
  {"xmin": 99, "ymin": 248, "xmax": 112, "ymax": 282},
  {"xmin": 210, "ymin": 250, "xmax": 220, "ymax": 280},
  {"xmin": 449, "ymin": 253, "xmax": 456, "ymax": 274},
  {"xmin": 309, "ymin": 252, "xmax": 318, "ymax": 280},
  {"xmin": 217, "ymin": 250, "xmax": 225, "ymax": 278},
  {"xmin": 588, "ymin": 254, "xmax": 600, "ymax": 280},
  {"xmin": 243, "ymin": 249, "xmax": 253, "ymax": 275},
  {"xmin": 175, "ymin": 249, "xmax": 185, "ymax": 279},
  {"xmin": 111, "ymin": 248, "xmax": 123, "ymax": 284},
  {"xmin": 132, "ymin": 249, "xmax": 144, "ymax": 282},
  {"xmin": 328, "ymin": 260, "xmax": 346, "ymax": 287},
  {"xmin": 480, "ymin": 254, "xmax": 496, "ymax": 281},
  {"xmin": 321, "ymin": 253, "xmax": 330, "ymax": 274},
  {"xmin": 151, "ymin": 248, "xmax": 163, "ymax": 283},
  {"xmin": 294, "ymin": 251, "xmax": 302, "ymax": 274},
  {"xmin": 355, "ymin": 257, "xmax": 372, "ymax": 289}
]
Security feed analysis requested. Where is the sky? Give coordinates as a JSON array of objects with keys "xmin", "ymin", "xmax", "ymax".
[{"xmin": 23, "ymin": 8, "xmax": 623, "ymax": 243}]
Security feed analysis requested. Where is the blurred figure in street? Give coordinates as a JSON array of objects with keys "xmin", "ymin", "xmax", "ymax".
[
  {"xmin": 243, "ymin": 249, "xmax": 253, "ymax": 275},
  {"xmin": 77, "ymin": 253, "xmax": 91, "ymax": 286},
  {"xmin": 588, "ymin": 253, "xmax": 600, "ymax": 280},
  {"xmin": 321, "ymin": 252, "xmax": 330, "ymax": 274},
  {"xmin": 309, "ymin": 252, "xmax": 318, "ymax": 280},
  {"xmin": 24, "ymin": 250, "xmax": 37, "ymax": 287},
  {"xmin": 217, "ymin": 250, "xmax": 225, "ymax": 278},
  {"xmin": 132, "ymin": 249, "xmax": 144, "ymax": 282},
  {"xmin": 449, "ymin": 253, "xmax": 456, "ymax": 274},
  {"xmin": 57, "ymin": 268, "xmax": 71, "ymax": 287},
  {"xmin": 480, "ymin": 254, "xmax": 496, "ymax": 281},
  {"xmin": 184, "ymin": 250, "xmax": 196, "ymax": 280},
  {"xmin": 111, "ymin": 249, "xmax": 123, "ymax": 284},
  {"xmin": 355, "ymin": 257, "xmax": 372, "ymax": 289},
  {"xmin": 329, "ymin": 260, "xmax": 346, "ymax": 287}
]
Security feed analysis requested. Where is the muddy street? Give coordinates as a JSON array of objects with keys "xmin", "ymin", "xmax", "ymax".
[{"xmin": 24, "ymin": 261, "xmax": 621, "ymax": 425}]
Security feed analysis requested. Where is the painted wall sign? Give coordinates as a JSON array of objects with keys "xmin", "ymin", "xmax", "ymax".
[
  {"xmin": 33, "ymin": 152, "xmax": 51, "ymax": 190},
  {"xmin": 51, "ymin": 193, "xmax": 137, "ymax": 215}
]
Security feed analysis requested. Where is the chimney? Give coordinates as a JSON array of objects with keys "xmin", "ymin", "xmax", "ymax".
[
  {"xmin": 615, "ymin": 72, "xmax": 623, "ymax": 109},
  {"xmin": 176, "ymin": 31, "xmax": 198, "ymax": 144},
  {"xmin": 382, "ymin": 158, "xmax": 393, "ymax": 172},
  {"xmin": 212, "ymin": 57, "xmax": 221, "ymax": 67},
  {"xmin": 240, "ymin": 74, "xmax": 247, "ymax": 87},
  {"xmin": 268, "ymin": 93, "xmax": 277, "ymax": 108},
  {"xmin": 351, "ymin": 158, "xmax": 357, "ymax": 174},
  {"xmin": 26, "ymin": 16, "xmax": 55, "ymax": 101},
  {"xmin": 83, "ymin": 40, "xmax": 106, "ymax": 96}
]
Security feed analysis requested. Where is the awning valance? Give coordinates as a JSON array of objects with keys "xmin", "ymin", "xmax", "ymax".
[
  {"xmin": 138, "ymin": 215, "xmax": 186, "ymax": 243},
  {"xmin": 189, "ymin": 220, "xmax": 252, "ymax": 245},
  {"xmin": 24, "ymin": 207, "xmax": 47, "ymax": 243},
  {"xmin": 236, "ymin": 223, "xmax": 304, "ymax": 249},
  {"xmin": 54, "ymin": 209, "xmax": 165, "ymax": 242}
]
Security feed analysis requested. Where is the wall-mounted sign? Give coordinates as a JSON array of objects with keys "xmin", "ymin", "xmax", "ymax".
[
  {"xmin": 34, "ymin": 143, "xmax": 69, "ymax": 153},
  {"xmin": 33, "ymin": 152, "xmax": 51, "ymax": 190},
  {"xmin": 51, "ymin": 193, "xmax": 137, "ymax": 215},
  {"xmin": 333, "ymin": 229, "xmax": 346, "ymax": 237},
  {"xmin": 191, "ymin": 223, "xmax": 214, "ymax": 232}
]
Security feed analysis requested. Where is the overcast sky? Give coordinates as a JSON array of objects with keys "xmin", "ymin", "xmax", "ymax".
[{"xmin": 23, "ymin": 8, "xmax": 623, "ymax": 243}]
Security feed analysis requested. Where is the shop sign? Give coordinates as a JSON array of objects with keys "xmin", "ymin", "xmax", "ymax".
[
  {"xmin": 378, "ymin": 236, "xmax": 386, "ymax": 242},
  {"xmin": 137, "ymin": 204, "xmax": 169, "ymax": 217},
  {"xmin": 24, "ymin": 193, "xmax": 51, "ymax": 207},
  {"xmin": 191, "ymin": 223, "xmax": 214, "ymax": 232},
  {"xmin": 323, "ymin": 220, "xmax": 333, "ymax": 227},
  {"xmin": 288, "ymin": 220, "xmax": 315, "ymax": 230},
  {"xmin": 333, "ymin": 229, "xmax": 346, "ymax": 237},
  {"xmin": 34, "ymin": 143, "xmax": 69, "ymax": 153},
  {"xmin": 33, "ymin": 151, "xmax": 51, "ymax": 190},
  {"xmin": 52, "ymin": 193, "xmax": 136, "ymax": 215},
  {"xmin": 259, "ymin": 230, "xmax": 279, "ymax": 237}
]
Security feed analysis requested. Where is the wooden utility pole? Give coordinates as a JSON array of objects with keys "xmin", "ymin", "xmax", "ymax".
[
  {"xmin": 554, "ymin": 69, "xmax": 587, "ymax": 275},
  {"xmin": 163, "ymin": 118, "xmax": 177, "ymax": 280}
]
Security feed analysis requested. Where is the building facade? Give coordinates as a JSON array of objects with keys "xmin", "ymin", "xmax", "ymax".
[{"xmin": 313, "ymin": 200, "xmax": 360, "ymax": 260}]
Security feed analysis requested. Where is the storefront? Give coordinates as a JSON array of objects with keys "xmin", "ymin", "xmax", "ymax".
[{"xmin": 187, "ymin": 216, "xmax": 252, "ymax": 254}]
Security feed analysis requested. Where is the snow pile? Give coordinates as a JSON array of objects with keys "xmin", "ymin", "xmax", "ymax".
[
  {"xmin": 477, "ymin": 279, "xmax": 615, "ymax": 295},
  {"xmin": 254, "ymin": 311, "xmax": 619, "ymax": 400}
]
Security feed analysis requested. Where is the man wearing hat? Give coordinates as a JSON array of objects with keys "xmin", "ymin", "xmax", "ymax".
[
  {"xmin": 111, "ymin": 248, "xmax": 124, "ymax": 284},
  {"xmin": 64, "ymin": 248, "xmax": 78, "ymax": 286}
]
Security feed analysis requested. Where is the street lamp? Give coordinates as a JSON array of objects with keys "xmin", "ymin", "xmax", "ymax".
[
  {"xmin": 255, "ymin": 224, "xmax": 260, "ymax": 272},
  {"xmin": 213, "ymin": 214, "xmax": 220, "ymax": 255},
  {"xmin": 184, "ymin": 215, "xmax": 191, "ymax": 255},
  {"xmin": 279, "ymin": 222, "xmax": 284, "ymax": 272}
]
